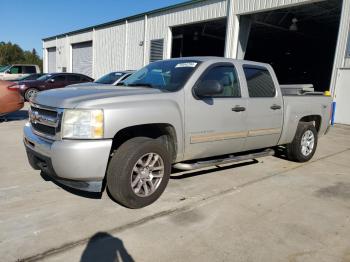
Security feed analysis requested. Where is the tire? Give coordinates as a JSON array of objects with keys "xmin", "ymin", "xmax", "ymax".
[
  {"xmin": 24, "ymin": 88, "xmax": 39, "ymax": 101},
  {"xmin": 107, "ymin": 137, "xmax": 171, "ymax": 209},
  {"xmin": 286, "ymin": 122, "xmax": 318, "ymax": 162}
]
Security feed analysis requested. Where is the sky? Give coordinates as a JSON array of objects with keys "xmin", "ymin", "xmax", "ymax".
[{"xmin": 0, "ymin": 0, "xmax": 186, "ymax": 56}]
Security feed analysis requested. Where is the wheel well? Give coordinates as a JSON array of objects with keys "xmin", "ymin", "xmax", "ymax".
[
  {"xmin": 299, "ymin": 115, "xmax": 321, "ymax": 132},
  {"xmin": 111, "ymin": 124, "xmax": 178, "ymax": 162}
]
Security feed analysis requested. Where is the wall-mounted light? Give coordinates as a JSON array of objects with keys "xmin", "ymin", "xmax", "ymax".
[
  {"xmin": 289, "ymin": 18, "xmax": 298, "ymax": 32},
  {"xmin": 193, "ymin": 32, "xmax": 199, "ymax": 41},
  {"xmin": 139, "ymin": 41, "xmax": 144, "ymax": 46}
]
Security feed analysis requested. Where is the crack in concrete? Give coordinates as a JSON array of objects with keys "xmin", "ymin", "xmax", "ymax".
[{"xmin": 19, "ymin": 148, "xmax": 350, "ymax": 262}]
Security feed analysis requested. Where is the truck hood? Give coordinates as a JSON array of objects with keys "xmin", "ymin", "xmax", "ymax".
[
  {"xmin": 67, "ymin": 82, "xmax": 102, "ymax": 88},
  {"xmin": 33, "ymin": 85, "xmax": 163, "ymax": 108}
]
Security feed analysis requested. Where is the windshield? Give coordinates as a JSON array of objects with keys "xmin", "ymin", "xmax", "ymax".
[
  {"xmin": 37, "ymin": 74, "xmax": 52, "ymax": 81},
  {"xmin": 0, "ymin": 65, "xmax": 11, "ymax": 73},
  {"xmin": 95, "ymin": 72, "xmax": 125, "ymax": 84},
  {"xmin": 121, "ymin": 60, "xmax": 200, "ymax": 91}
]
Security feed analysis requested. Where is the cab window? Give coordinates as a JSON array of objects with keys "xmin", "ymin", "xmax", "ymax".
[
  {"xmin": 198, "ymin": 66, "xmax": 241, "ymax": 98},
  {"xmin": 52, "ymin": 75, "xmax": 66, "ymax": 82},
  {"xmin": 243, "ymin": 66, "xmax": 276, "ymax": 98},
  {"xmin": 23, "ymin": 66, "xmax": 36, "ymax": 74},
  {"xmin": 10, "ymin": 66, "xmax": 22, "ymax": 74},
  {"xmin": 67, "ymin": 75, "xmax": 80, "ymax": 82}
]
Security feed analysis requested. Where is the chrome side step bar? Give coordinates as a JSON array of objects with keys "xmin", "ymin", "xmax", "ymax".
[{"xmin": 173, "ymin": 149, "xmax": 275, "ymax": 171}]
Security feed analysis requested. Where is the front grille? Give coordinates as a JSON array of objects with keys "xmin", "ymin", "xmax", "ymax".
[
  {"xmin": 31, "ymin": 123, "xmax": 56, "ymax": 136},
  {"xmin": 32, "ymin": 107, "xmax": 57, "ymax": 118},
  {"xmin": 30, "ymin": 104, "xmax": 62, "ymax": 140}
]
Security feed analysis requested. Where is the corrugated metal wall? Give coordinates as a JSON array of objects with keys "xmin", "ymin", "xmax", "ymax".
[
  {"xmin": 126, "ymin": 18, "xmax": 145, "ymax": 70},
  {"xmin": 233, "ymin": 0, "xmax": 317, "ymax": 14},
  {"xmin": 55, "ymin": 37, "xmax": 68, "ymax": 72},
  {"xmin": 69, "ymin": 31, "xmax": 93, "ymax": 44},
  {"xmin": 345, "ymin": 24, "xmax": 350, "ymax": 68},
  {"xmin": 94, "ymin": 24, "xmax": 126, "ymax": 78}
]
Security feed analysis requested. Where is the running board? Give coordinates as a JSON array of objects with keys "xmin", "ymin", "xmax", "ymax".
[{"xmin": 173, "ymin": 149, "xmax": 275, "ymax": 171}]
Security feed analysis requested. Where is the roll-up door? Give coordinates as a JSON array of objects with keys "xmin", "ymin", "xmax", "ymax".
[
  {"xmin": 47, "ymin": 47, "xmax": 56, "ymax": 73},
  {"xmin": 72, "ymin": 41, "xmax": 92, "ymax": 77}
]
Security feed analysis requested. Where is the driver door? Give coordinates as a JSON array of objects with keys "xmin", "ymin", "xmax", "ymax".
[
  {"xmin": 49, "ymin": 75, "xmax": 67, "ymax": 89},
  {"xmin": 185, "ymin": 63, "xmax": 248, "ymax": 160}
]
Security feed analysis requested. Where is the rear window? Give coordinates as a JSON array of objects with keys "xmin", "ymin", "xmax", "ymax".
[
  {"xmin": 23, "ymin": 66, "xmax": 36, "ymax": 74},
  {"xmin": 82, "ymin": 76, "xmax": 92, "ymax": 82},
  {"xmin": 243, "ymin": 66, "xmax": 276, "ymax": 98}
]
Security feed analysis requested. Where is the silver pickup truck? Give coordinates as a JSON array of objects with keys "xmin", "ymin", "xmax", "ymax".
[{"xmin": 23, "ymin": 57, "xmax": 332, "ymax": 208}]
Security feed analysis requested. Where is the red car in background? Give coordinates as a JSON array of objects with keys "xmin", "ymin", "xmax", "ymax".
[
  {"xmin": 0, "ymin": 80, "xmax": 24, "ymax": 116},
  {"xmin": 12, "ymin": 73, "xmax": 93, "ymax": 101}
]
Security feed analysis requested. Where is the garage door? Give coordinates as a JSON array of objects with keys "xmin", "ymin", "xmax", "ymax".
[
  {"xmin": 72, "ymin": 41, "xmax": 92, "ymax": 77},
  {"xmin": 335, "ymin": 69, "xmax": 350, "ymax": 125},
  {"xmin": 47, "ymin": 47, "xmax": 56, "ymax": 73}
]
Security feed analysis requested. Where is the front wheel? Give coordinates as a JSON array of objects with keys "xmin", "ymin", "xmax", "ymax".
[
  {"xmin": 107, "ymin": 137, "xmax": 171, "ymax": 209},
  {"xmin": 24, "ymin": 88, "xmax": 39, "ymax": 101},
  {"xmin": 286, "ymin": 122, "xmax": 318, "ymax": 162}
]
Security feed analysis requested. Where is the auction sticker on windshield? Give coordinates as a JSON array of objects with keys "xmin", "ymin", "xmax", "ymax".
[{"xmin": 175, "ymin": 62, "xmax": 197, "ymax": 68}]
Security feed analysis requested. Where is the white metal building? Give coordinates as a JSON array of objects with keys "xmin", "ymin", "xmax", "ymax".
[{"xmin": 42, "ymin": 0, "xmax": 350, "ymax": 124}]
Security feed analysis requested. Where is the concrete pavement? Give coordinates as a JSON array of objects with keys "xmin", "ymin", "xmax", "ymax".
[{"xmin": 0, "ymin": 109, "xmax": 350, "ymax": 262}]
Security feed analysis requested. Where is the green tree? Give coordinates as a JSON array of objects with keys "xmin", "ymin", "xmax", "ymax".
[{"xmin": 0, "ymin": 42, "xmax": 42, "ymax": 70}]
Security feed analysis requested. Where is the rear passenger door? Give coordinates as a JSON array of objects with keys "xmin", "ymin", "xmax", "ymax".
[
  {"xmin": 241, "ymin": 65, "xmax": 283, "ymax": 151},
  {"xmin": 67, "ymin": 75, "xmax": 81, "ymax": 85}
]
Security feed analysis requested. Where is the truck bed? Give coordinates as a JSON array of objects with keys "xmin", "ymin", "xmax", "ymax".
[
  {"xmin": 278, "ymin": 95, "xmax": 332, "ymax": 145},
  {"xmin": 280, "ymin": 84, "xmax": 324, "ymax": 96}
]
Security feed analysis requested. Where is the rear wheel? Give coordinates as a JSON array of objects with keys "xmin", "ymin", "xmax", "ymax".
[
  {"xmin": 107, "ymin": 137, "xmax": 171, "ymax": 209},
  {"xmin": 24, "ymin": 88, "xmax": 39, "ymax": 101},
  {"xmin": 286, "ymin": 122, "xmax": 318, "ymax": 162}
]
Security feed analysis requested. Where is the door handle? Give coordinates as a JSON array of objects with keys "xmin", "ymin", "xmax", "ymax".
[
  {"xmin": 270, "ymin": 104, "xmax": 282, "ymax": 110},
  {"xmin": 232, "ymin": 106, "xmax": 246, "ymax": 112}
]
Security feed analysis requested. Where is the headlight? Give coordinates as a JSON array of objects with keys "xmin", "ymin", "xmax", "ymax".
[{"xmin": 62, "ymin": 109, "xmax": 104, "ymax": 139}]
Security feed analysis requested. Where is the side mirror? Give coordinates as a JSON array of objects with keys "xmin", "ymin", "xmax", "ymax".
[
  {"xmin": 194, "ymin": 80, "xmax": 223, "ymax": 98},
  {"xmin": 48, "ymin": 78, "xmax": 55, "ymax": 83},
  {"xmin": 6, "ymin": 70, "xmax": 11, "ymax": 74}
]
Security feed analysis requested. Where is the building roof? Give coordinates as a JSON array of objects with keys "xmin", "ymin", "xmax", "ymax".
[{"xmin": 42, "ymin": 0, "xmax": 207, "ymax": 41}]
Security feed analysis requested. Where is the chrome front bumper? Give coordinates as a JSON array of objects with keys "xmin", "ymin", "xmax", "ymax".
[{"xmin": 23, "ymin": 123, "xmax": 112, "ymax": 192}]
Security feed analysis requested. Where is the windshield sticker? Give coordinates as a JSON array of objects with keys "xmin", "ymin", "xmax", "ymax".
[
  {"xmin": 175, "ymin": 62, "xmax": 197, "ymax": 68},
  {"xmin": 114, "ymin": 73, "xmax": 123, "ymax": 76}
]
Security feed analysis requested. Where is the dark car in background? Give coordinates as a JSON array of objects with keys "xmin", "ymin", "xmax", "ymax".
[
  {"xmin": 69, "ymin": 71, "xmax": 134, "ymax": 88},
  {"xmin": 95, "ymin": 71, "xmax": 135, "ymax": 85},
  {"xmin": 11, "ymin": 73, "xmax": 93, "ymax": 101}
]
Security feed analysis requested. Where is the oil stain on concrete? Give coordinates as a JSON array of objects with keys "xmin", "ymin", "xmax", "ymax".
[
  {"xmin": 315, "ymin": 182, "xmax": 350, "ymax": 201},
  {"xmin": 169, "ymin": 209, "xmax": 205, "ymax": 226}
]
